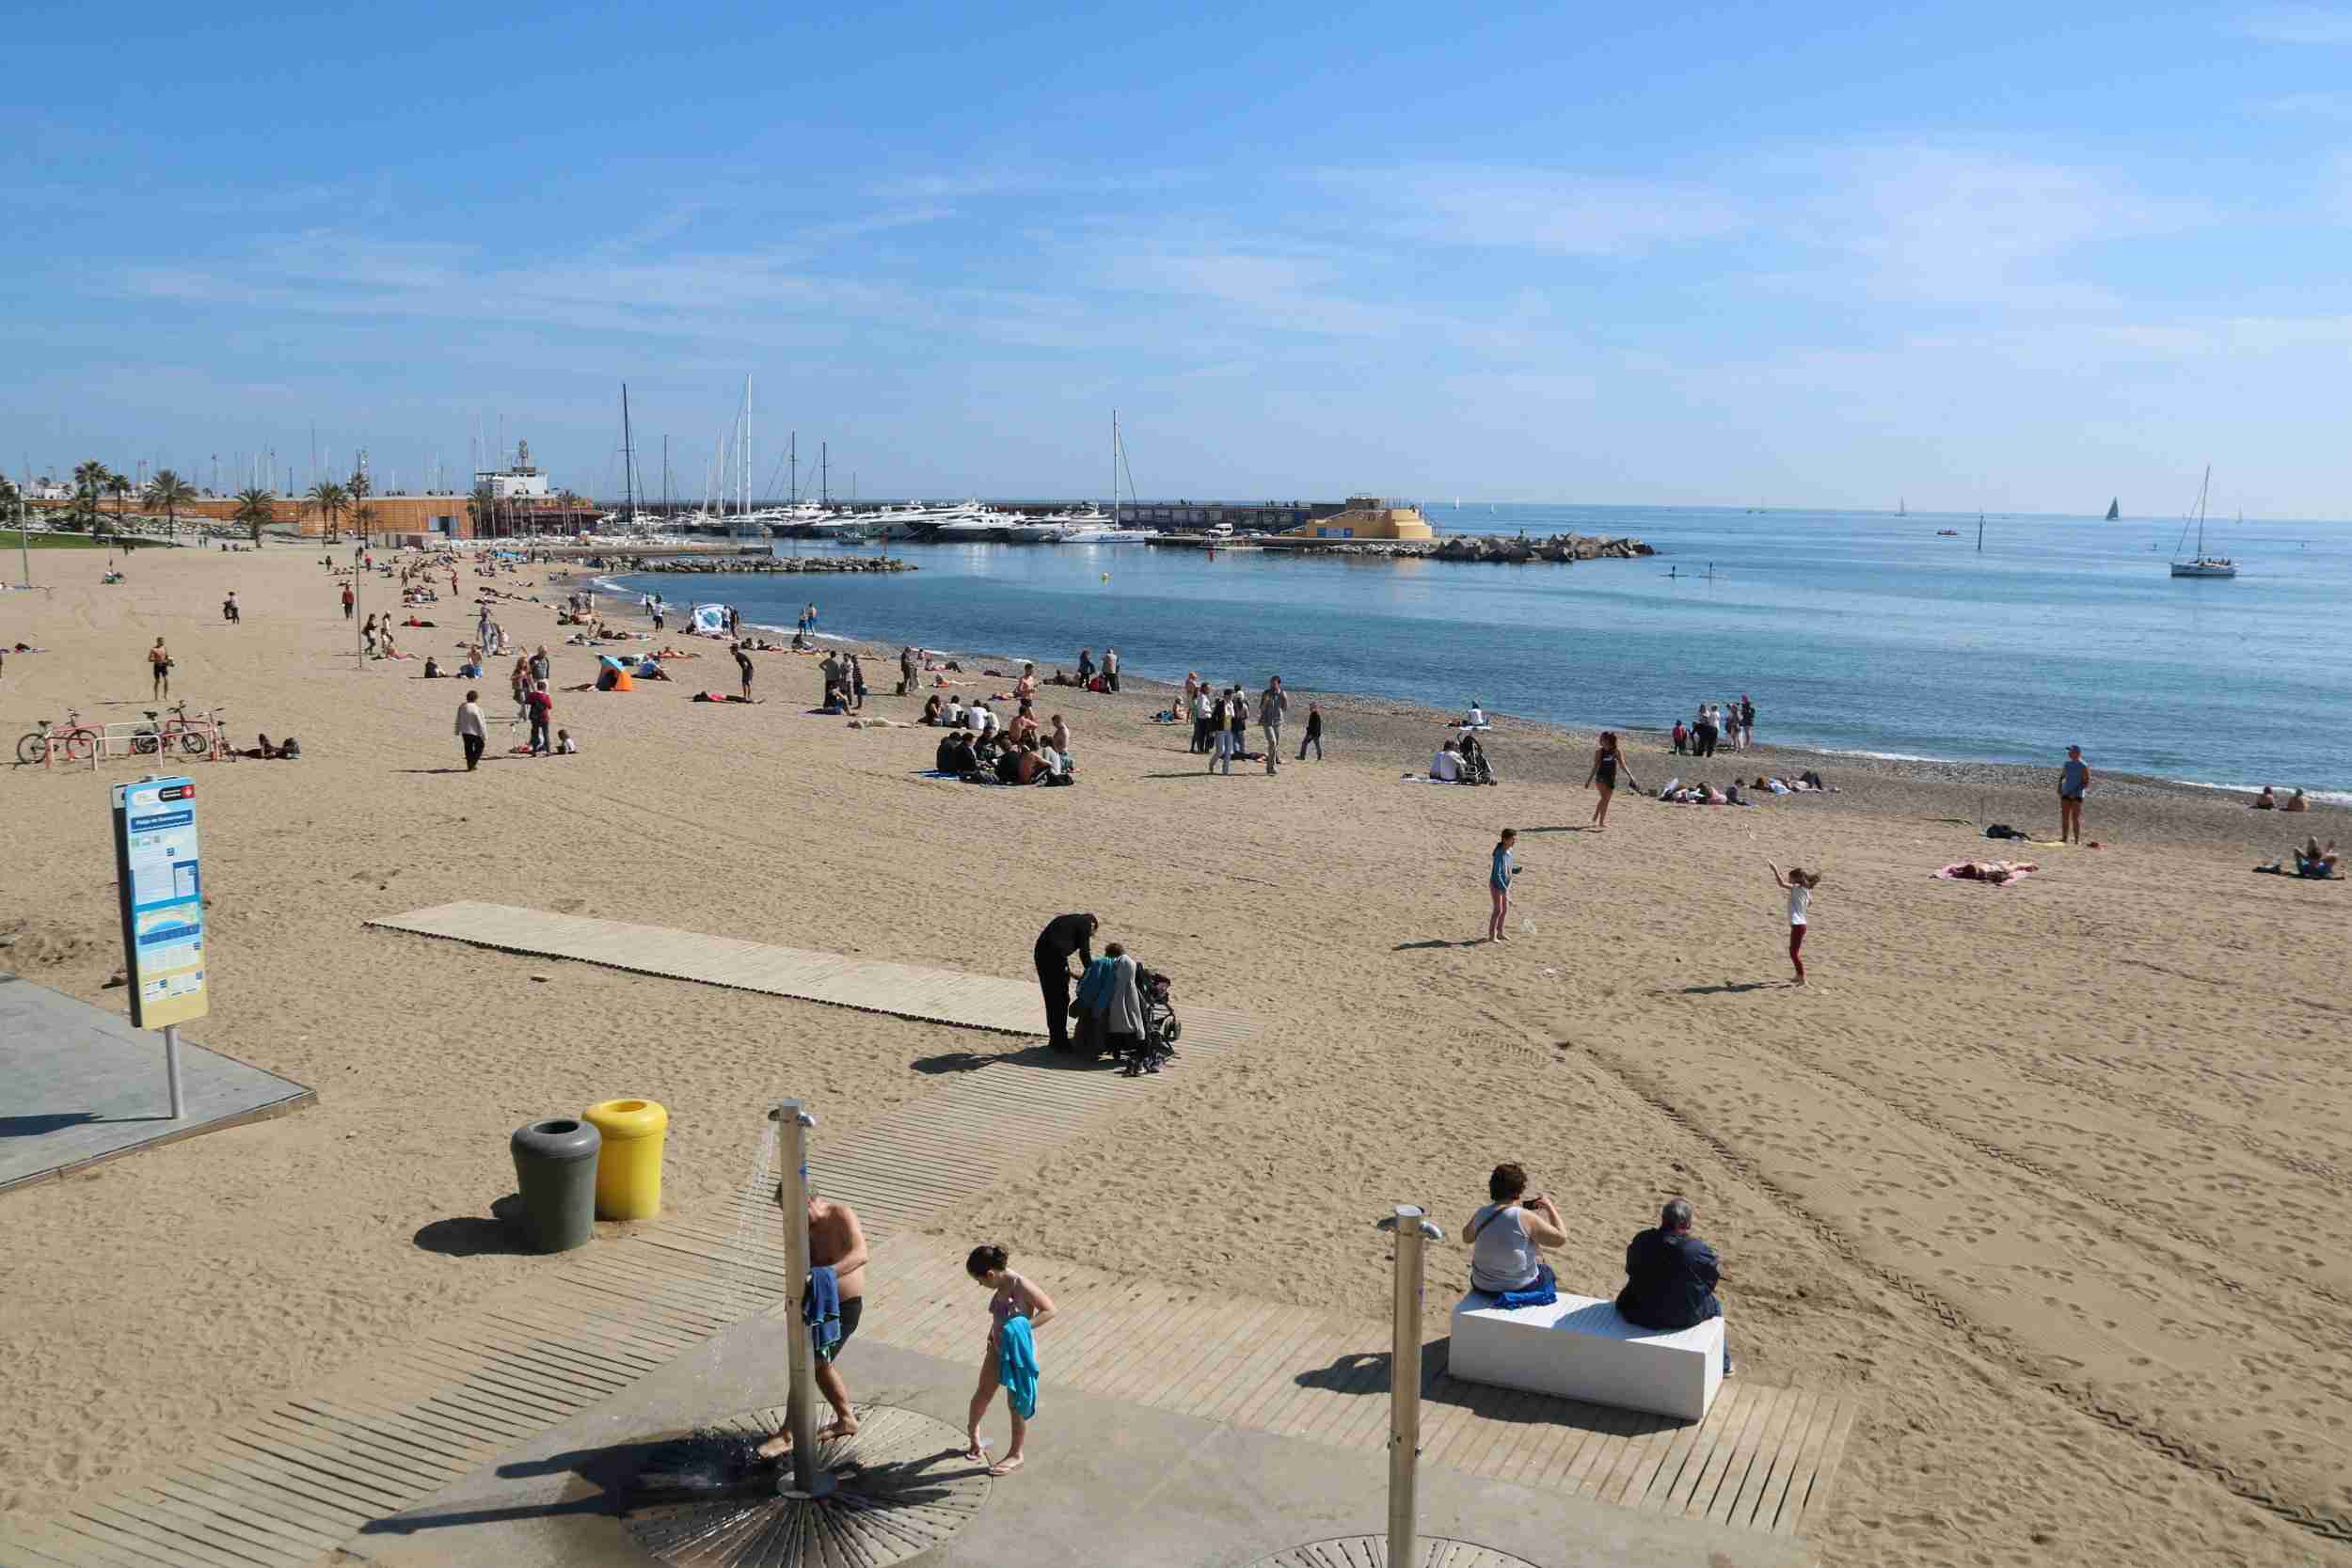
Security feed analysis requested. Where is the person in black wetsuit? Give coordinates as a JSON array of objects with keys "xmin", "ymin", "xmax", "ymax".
[
  {"xmin": 1616, "ymin": 1196, "xmax": 1733, "ymax": 1374},
  {"xmin": 1033, "ymin": 913, "xmax": 1098, "ymax": 1053}
]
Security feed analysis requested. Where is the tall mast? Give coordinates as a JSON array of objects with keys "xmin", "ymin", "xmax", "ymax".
[
  {"xmin": 742, "ymin": 373, "xmax": 753, "ymax": 529},
  {"xmin": 622, "ymin": 383, "xmax": 638, "ymax": 526},
  {"xmin": 662, "ymin": 435, "xmax": 670, "ymax": 515},
  {"xmin": 1111, "ymin": 408, "xmax": 1118, "ymax": 522},
  {"xmin": 789, "ymin": 432, "xmax": 798, "ymax": 504}
]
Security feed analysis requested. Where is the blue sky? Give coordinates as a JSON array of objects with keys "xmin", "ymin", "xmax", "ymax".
[{"xmin": 8, "ymin": 1, "xmax": 2352, "ymax": 514}]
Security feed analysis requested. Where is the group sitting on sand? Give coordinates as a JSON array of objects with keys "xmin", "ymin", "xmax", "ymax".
[
  {"xmin": 1468, "ymin": 1164, "xmax": 1735, "ymax": 1375},
  {"xmin": 2250, "ymin": 785, "xmax": 2310, "ymax": 812},
  {"xmin": 1429, "ymin": 734, "xmax": 1497, "ymax": 784},
  {"xmin": 934, "ymin": 723, "xmax": 1073, "ymax": 784}
]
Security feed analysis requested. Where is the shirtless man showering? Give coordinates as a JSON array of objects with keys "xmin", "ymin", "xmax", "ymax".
[{"xmin": 758, "ymin": 1190, "xmax": 870, "ymax": 1458}]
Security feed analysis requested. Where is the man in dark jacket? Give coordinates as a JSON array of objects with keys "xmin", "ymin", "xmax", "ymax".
[
  {"xmin": 1033, "ymin": 912, "xmax": 1098, "ymax": 1053},
  {"xmin": 1615, "ymin": 1197, "xmax": 1733, "ymax": 1372}
]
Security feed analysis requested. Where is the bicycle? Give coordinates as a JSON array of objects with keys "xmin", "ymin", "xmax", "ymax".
[
  {"xmin": 158, "ymin": 700, "xmax": 222, "ymax": 758},
  {"xmin": 16, "ymin": 708, "xmax": 97, "ymax": 766}
]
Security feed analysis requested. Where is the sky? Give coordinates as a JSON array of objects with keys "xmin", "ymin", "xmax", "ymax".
[{"xmin": 8, "ymin": 1, "xmax": 2352, "ymax": 515}]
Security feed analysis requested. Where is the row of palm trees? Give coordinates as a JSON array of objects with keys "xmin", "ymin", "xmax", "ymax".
[{"xmin": 47, "ymin": 460, "xmax": 380, "ymax": 544}]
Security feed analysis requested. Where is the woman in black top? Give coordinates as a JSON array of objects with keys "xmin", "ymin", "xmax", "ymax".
[
  {"xmin": 1297, "ymin": 704, "xmax": 1323, "ymax": 761},
  {"xmin": 1586, "ymin": 731, "xmax": 1639, "ymax": 831}
]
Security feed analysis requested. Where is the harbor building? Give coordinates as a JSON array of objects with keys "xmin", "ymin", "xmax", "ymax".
[{"xmin": 1271, "ymin": 496, "xmax": 1434, "ymax": 542}]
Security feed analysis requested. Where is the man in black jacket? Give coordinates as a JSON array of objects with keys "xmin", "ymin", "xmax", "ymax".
[
  {"xmin": 1615, "ymin": 1197, "xmax": 1733, "ymax": 1373},
  {"xmin": 1033, "ymin": 912, "xmax": 1098, "ymax": 1053}
]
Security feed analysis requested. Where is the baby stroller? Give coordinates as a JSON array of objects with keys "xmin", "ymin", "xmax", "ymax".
[{"xmin": 1119, "ymin": 963, "xmax": 1181, "ymax": 1077}]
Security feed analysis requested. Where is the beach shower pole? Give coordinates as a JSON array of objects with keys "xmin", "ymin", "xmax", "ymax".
[
  {"xmin": 1375, "ymin": 1204, "xmax": 1444, "ymax": 1567},
  {"xmin": 770, "ymin": 1099, "xmax": 833, "ymax": 1499}
]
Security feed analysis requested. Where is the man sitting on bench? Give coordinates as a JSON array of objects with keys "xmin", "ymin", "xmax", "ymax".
[
  {"xmin": 1464, "ymin": 1163, "xmax": 1566, "ymax": 1297},
  {"xmin": 1616, "ymin": 1196, "xmax": 1733, "ymax": 1375}
]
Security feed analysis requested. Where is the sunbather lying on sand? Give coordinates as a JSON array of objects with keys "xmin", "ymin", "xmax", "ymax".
[{"xmin": 1937, "ymin": 860, "xmax": 2039, "ymax": 885}]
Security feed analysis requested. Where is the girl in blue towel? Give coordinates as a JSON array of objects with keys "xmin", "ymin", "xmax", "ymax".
[{"xmin": 964, "ymin": 1243, "xmax": 1057, "ymax": 1476}]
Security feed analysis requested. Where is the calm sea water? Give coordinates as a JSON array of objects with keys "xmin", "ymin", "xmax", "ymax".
[{"xmin": 610, "ymin": 504, "xmax": 2352, "ymax": 795}]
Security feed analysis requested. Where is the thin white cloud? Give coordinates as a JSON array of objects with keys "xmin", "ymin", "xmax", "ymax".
[
  {"xmin": 2241, "ymin": 7, "xmax": 2352, "ymax": 43},
  {"xmin": 1316, "ymin": 165, "xmax": 1744, "ymax": 257},
  {"xmin": 2258, "ymin": 90, "xmax": 2352, "ymax": 118}
]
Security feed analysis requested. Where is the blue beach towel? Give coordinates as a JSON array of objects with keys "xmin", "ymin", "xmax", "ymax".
[
  {"xmin": 802, "ymin": 1265, "xmax": 842, "ymax": 1359},
  {"xmin": 1492, "ymin": 1264, "xmax": 1558, "ymax": 1311},
  {"xmin": 997, "ymin": 1316, "xmax": 1040, "ymax": 1418}
]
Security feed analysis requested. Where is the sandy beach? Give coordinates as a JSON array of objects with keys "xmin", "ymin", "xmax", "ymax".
[{"xmin": 3, "ymin": 542, "xmax": 2348, "ymax": 1566}]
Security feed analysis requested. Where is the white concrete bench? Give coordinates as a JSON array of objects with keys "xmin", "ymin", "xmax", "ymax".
[{"xmin": 1449, "ymin": 1289, "xmax": 1724, "ymax": 1420}]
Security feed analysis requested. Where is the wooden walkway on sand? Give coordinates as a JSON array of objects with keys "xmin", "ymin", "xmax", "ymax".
[
  {"xmin": 0, "ymin": 919, "xmax": 1851, "ymax": 1566},
  {"xmin": 367, "ymin": 901, "xmax": 1070, "ymax": 1035}
]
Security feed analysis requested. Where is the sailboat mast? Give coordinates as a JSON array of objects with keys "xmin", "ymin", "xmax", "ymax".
[
  {"xmin": 1111, "ymin": 409, "xmax": 1118, "ymax": 521},
  {"xmin": 789, "ymin": 432, "xmax": 799, "ymax": 505},
  {"xmin": 621, "ymin": 383, "xmax": 637, "ymax": 526},
  {"xmin": 820, "ymin": 441, "xmax": 829, "ymax": 505}
]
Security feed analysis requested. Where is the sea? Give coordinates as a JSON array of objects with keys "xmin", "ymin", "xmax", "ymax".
[{"xmin": 607, "ymin": 504, "xmax": 2352, "ymax": 798}]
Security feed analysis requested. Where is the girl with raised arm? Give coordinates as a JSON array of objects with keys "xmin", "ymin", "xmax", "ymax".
[{"xmin": 1765, "ymin": 862, "xmax": 1824, "ymax": 985}]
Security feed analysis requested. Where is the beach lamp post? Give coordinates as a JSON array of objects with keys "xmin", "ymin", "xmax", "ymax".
[
  {"xmin": 1375, "ymin": 1204, "xmax": 1445, "ymax": 1567},
  {"xmin": 769, "ymin": 1099, "xmax": 834, "ymax": 1500}
]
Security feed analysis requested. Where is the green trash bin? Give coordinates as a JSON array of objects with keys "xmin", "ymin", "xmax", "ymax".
[{"xmin": 511, "ymin": 1117, "xmax": 601, "ymax": 1253}]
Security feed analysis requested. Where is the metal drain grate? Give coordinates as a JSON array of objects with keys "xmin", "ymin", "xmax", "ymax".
[{"xmin": 625, "ymin": 1404, "xmax": 986, "ymax": 1567}]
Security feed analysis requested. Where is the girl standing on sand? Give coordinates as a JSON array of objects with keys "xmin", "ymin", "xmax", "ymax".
[
  {"xmin": 965, "ymin": 1244, "xmax": 1056, "ymax": 1476},
  {"xmin": 1489, "ymin": 829, "xmax": 1518, "ymax": 942},
  {"xmin": 1765, "ymin": 863, "xmax": 1824, "ymax": 985},
  {"xmin": 1585, "ymin": 732, "xmax": 1639, "ymax": 830}
]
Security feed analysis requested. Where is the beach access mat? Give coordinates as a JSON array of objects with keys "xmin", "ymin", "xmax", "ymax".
[
  {"xmin": 0, "ymin": 974, "xmax": 313, "ymax": 1195},
  {"xmin": 364, "ymin": 900, "xmax": 1239, "ymax": 1043}
]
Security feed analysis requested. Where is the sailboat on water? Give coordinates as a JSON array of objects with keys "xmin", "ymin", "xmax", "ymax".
[
  {"xmin": 2105, "ymin": 498, "xmax": 2121, "ymax": 521},
  {"xmin": 2169, "ymin": 467, "xmax": 2236, "ymax": 578}
]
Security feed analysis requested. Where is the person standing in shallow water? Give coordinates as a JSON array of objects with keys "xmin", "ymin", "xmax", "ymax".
[{"xmin": 964, "ymin": 1243, "xmax": 1056, "ymax": 1476}]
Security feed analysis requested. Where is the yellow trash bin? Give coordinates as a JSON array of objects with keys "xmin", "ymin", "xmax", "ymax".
[{"xmin": 583, "ymin": 1098, "xmax": 668, "ymax": 1220}]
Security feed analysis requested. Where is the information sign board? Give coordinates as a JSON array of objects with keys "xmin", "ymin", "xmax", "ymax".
[{"xmin": 110, "ymin": 775, "xmax": 209, "ymax": 1029}]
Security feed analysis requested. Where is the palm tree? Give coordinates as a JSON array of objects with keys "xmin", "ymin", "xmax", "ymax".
[
  {"xmin": 353, "ymin": 502, "xmax": 379, "ymax": 546},
  {"xmin": 306, "ymin": 480, "xmax": 350, "ymax": 542},
  {"xmin": 105, "ymin": 471, "xmax": 133, "ymax": 531},
  {"xmin": 232, "ymin": 485, "xmax": 278, "ymax": 543},
  {"xmin": 144, "ymin": 469, "xmax": 198, "ymax": 545},
  {"xmin": 467, "ymin": 481, "xmax": 499, "ymax": 539},
  {"xmin": 71, "ymin": 459, "xmax": 109, "ymax": 535}
]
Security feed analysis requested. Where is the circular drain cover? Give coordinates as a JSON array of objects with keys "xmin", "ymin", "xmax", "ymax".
[
  {"xmin": 624, "ymin": 1403, "xmax": 986, "ymax": 1567},
  {"xmin": 1247, "ymin": 1538, "xmax": 1544, "ymax": 1568}
]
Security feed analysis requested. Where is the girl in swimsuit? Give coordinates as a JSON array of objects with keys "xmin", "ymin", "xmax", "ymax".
[
  {"xmin": 1585, "ymin": 732, "xmax": 1638, "ymax": 830},
  {"xmin": 964, "ymin": 1244, "xmax": 1057, "ymax": 1476}
]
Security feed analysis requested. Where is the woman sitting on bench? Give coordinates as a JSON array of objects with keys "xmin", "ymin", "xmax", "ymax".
[{"xmin": 1463, "ymin": 1164, "xmax": 1566, "ymax": 1296}]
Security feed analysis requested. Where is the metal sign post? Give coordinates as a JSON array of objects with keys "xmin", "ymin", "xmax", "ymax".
[
  {"xmin": 770, "ymin": 1099, "xmax": 833, "ymax": 1500},
  {"xmin": 1375, "ymin": 1204, "xmax": 1444, "ymax": 1568},
  {"xmin": 109, "ymin": 776, "xmax": 208, "ymax": 1118}
]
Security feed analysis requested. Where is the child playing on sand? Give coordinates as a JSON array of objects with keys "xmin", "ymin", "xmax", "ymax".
[
  {"xmin": 1765, "ymin": 863, "xmax": 1824, "ymax": 985},
  {"xmin": 1489, "ymin": 829, "xmax": 1518, "ymax": 942}
]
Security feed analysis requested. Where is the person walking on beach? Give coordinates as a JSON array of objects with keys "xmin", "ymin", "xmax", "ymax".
[
  {"xmin": 1740, "ymin": 693, "xmax": 1756, "ymax": 749},
  {"xmin": 1182, "ymin": 672, "xmax": 1199, "ymax": 730},
  {"xmin": 1766, "ymin": 862, "xmax": 1823, "ymax": 985},
  {"xmin": 899, "ymin": 644, "xmax": 917, "ymax": 696},
  {"xmin": 2058, "ymin": 745, "xmax": 2091, "ymax": 845},
  {"xmin": 734, "ymin": 641, "xmax": 755, "ymax": 701},
  {"xmin": 1223, "ymin": 687, "xmax": 1248, "ymax": 774},
  {"xmin": 1190, "ymin": 683, "xmax": 1213, "ymax": 754},
  {"xmin": 1033, "ymin": 912, "xmax": 1097, "ymax": 1053},
  {"xmin": 341, "ymin": 582, "xmax": 354, "ymax": 620},
  {"xmin": 1258, "ymin": 676, "xmax": 1287, "ymax": 775},
  {"xmin": 850, "ymin": 654, "xmax": 867, "ymax": 710},
  {"xmin": 1489, "ymin": 829, "xmax": 1518, "ymax": 942},
  {"xmin": 964, "ymin": 1243, "xmax": 1056, "ymax": 1477},
  {"xmin": 1298, "ymin": 703, "xmax": 1324, "ymax": 761},
  {"xmin": 757, "ymin": 1190, "xmax": 871, "ymax": 1458},
  {"xmin": 1103, "ymin": 646, "xmax": 1120, "ymax": 691},
  {"xmin": 454, "ymin": 689, "xmax": 487, "ymax": 771},
  {"xmin": 525, "ymin": 681, "xmax": 553, "ymax": 755},
  {"xmin": 361, "ymin": 613, "xmax": 378, "ymax": 657},
  {"xmin": 1586, "ymin": 731, "xmax": 1639, "ymax": 829},
  {"xmin": 149, "ymin": 637, "xmax": 171, "ymax": 698}
]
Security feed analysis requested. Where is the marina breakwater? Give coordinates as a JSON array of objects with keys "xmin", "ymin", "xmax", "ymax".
[
  {"xmin": 1177, "ymin": 531, "xmax": 1653, "ymax": 561},
  {"xmin": 628, "ymin": 555, "xmax": 916, "ymax": 575}
]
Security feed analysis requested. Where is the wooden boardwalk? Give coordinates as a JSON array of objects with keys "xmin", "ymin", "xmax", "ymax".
[
  {"xmin": 0, "ymin": 920, "xmax": 1852, "ymax": 1565},
  {"xmin": 367, "ymin": 902, "xmax": 1066, "ymax": 1035}
]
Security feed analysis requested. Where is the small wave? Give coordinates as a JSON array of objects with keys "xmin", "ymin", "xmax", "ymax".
[
  {"xmin": 2180, "ymin": 781, "xmax": 2352, "ymax": 805},
  {"xmin": 1818, "ymin": 747, "xmax": 1951, "ymax": 764}
]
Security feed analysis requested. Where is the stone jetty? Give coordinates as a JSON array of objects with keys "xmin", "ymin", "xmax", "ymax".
[{"xmin": 1252, "ymin": 532, "xmax": 1652, "ymax": 562}]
